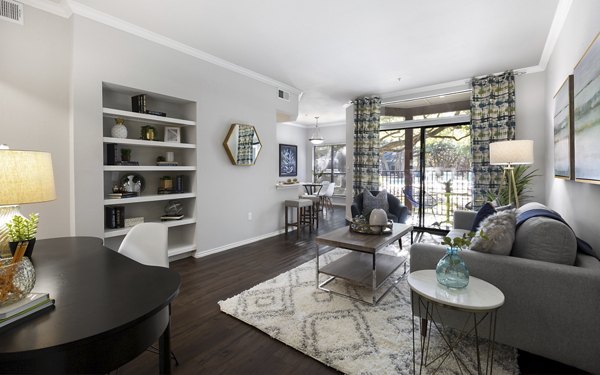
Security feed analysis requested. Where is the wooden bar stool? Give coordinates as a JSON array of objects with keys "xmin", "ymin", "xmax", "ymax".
[
  {"xmin": 298, "ymin": 194, "xmax": 320, "ymax": 229},
  {"xmin": 285, "ymin": 199, "xmax": 312, "ymax": 239}
]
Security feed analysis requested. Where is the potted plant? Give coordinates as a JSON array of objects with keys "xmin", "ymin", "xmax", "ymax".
[
  {"xmin": 436, "ymin": 231, "xmax": 486, "ymax": 289},
  {"xmin": 6, "ymin": 213, "xmax": 39, "ymax": 258}
]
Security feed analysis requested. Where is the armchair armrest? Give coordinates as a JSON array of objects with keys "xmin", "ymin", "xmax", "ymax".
[
  {"xmin": 350, "ymin": 203, "xmax": 361, "ymax": 218},
  {"xmin": 453, "ymin": 210, "xmax": 476, "ymax": 230},
  {"xmin": 388, "ymin": 199, "xmax": 409, "ymax": 224}
]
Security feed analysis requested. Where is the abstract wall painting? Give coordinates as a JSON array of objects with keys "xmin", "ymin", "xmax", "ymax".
[
  {"xmin": 574, "ymin": 33, "xmax": 600, "ymax": 183},
  {"xmin": 553, "ymin": 75, "xmax": 574, "ymax": 179},
  {"xmin": 279, "ymin": 144, "xmax": 297, "ymax": 177}
]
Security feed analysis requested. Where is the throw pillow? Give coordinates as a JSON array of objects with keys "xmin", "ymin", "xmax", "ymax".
[
  {"xmin": 470, "ymin": 210, "xmax": 516, "ymax": 256},
  {"xmin": 471, "ymin": 202, "xmax": 496, "ymax": 231},
  {"xmin": 361, "ymin": 189, "xmax": 389, "ymax": 217}
]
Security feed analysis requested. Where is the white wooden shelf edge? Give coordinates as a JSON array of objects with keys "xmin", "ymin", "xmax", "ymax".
[
  {"xmin": 104, "ymin": 193, "xmax": 196, "ymax": 205},
  {"xmin": 104, "ymin": 165, "xmax": 196, "ymax": 172},
  {"xmin": 168, "ymin": 244, "xmax": 196, "ymax": 257},
  {"xmin": 102, "ymin": 137, "xmax": 196, "ymax": 149},
  {"xmin": 103, "ymin": 107, "xmax": 196, "ymax": 126},
  {"xmin": 104, "ymin": 217, "xmax": 197, "ymax": 238}
]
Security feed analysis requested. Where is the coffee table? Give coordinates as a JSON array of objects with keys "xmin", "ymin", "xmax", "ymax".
[
  {"xmin": 315, "ymin": 223, "xmax": 413, "ymax": 305},
  {"xmin": 408, "ymin": 270, "xmax": 505, "ymax": 375}
]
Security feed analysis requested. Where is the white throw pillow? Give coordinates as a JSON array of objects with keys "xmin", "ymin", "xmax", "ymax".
[{"xmin": 470, "ymin": 210, "xmax": 516, "ymax": 255}]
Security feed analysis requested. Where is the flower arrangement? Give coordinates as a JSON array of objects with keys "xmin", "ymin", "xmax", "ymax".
[{"xmin": 6, "ymin": 213, "xmax": 39, "ymax": 242}]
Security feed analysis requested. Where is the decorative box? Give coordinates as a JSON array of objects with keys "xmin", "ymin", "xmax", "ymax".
[{"xmin": 124, "ymin": 217, "xmax": 144, "ymax": 228}]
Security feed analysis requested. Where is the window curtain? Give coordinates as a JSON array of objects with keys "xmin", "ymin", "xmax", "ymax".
[
  {"xmin": 236, "ymin": 124, "xmax": 255, "ymax": 165},
  {"xmin": 471, "ymin": 71, "xmax": 516, "ymax": 208},
  {"xmin": 353, "ymin": 97, "xmax": 381, "ymax": 196}
]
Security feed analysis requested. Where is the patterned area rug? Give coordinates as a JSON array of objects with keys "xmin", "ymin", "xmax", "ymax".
[{"xmin": 219, "ymin": 248, "xmax": 518, "ymax": 374}]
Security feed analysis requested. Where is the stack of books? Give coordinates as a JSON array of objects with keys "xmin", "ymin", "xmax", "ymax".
[
  {"xmin": 105, "ymin": 206, "xmax": 126, "ymax": 228},
  {"xmin": 107, "ymin": 192, "xmax": 138, "ymax": 199},
  {"xmin": 0, "ymin": 293, "xmax": 55, "ymax": 329}
]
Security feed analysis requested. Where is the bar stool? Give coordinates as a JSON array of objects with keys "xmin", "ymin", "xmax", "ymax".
[
  {"xmin": 298, "ymin": 194, "xmax": 320, "ymax": 229},
  {"xmin": 285, "ymin": 199, "xmax": 312, "ymax": 239}
]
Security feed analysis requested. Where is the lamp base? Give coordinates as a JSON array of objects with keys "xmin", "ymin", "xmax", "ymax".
[{"xmin": 0, "ymin": 205, "xmax": 23, "ymax": 258}]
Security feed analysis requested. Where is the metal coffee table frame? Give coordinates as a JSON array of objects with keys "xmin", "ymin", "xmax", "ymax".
[{"xmin": 315, "ymin": 223, "xmax": 413, "ymax": 306}]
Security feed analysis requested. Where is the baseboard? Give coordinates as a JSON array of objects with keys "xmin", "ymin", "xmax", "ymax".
[{"xmin": 194, "ymin": 229, "xmax": 286, "ymax": 258}]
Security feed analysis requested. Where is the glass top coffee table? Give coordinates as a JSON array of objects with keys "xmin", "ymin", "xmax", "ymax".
[{"xmin": 315, "ymin": 223, "xmax": 413, "ymax": 305}]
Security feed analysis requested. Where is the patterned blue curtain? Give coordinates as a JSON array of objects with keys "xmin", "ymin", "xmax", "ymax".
[
  {"xmin": 353, "ymin": 97, "xmax": 381, "ymax": 196},
  {"xmin": 471, "ymin": 71, "xmax": 516, "ymax": 208}
]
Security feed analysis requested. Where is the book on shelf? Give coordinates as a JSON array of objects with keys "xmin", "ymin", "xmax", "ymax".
[
  {"xmin": 145, "ymin": 110, "xmax": 167, "ymax": 117},
  {"xmin": 156, "ymin": 161, "xmax": 179, "ymax": 166},
  {"xmin": 106, "ymin": 144, "xmax": 118, "ymax": 165},
  {"xmin": 0, "ymin": 294, "xmax": 55, "ymax": 330},
  {"xmin": 115, "ymin": 161, "xmax": 140, "ymax": 166},
  {"xmin": 105, "ymin": 206, "xmax": 126, "ymax": 228},
  {"xmin": 131, "ymin": 94, "xmax": 146, "ymax": 113},
  {"xmin": 107, "ymin": 192, "xmax": 138, "ymax": 199},
  {"xmin": 161, "ymin": 214, "xmax": 184, "ymax": 221}
]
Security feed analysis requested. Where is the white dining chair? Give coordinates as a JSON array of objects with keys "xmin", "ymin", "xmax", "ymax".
[
  {"xmin": 117, "ymin": 222, "xmax": 179, "ymax": 366},
  {"xmin": 319, "ymin": 181, "xmax": 336, "ymax": 211}
]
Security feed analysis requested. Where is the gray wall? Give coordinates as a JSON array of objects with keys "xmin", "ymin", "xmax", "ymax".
[
  {"xmin": 69, "ymin": 15, "xmax": 301, "ymax": 255},
  {"xmin": 0, "ymin": 7, "xmax": 72, "ymax": 239},
  {"xmin": 544, "ymin": 0, "xmax": 600, "ymax": 251}
]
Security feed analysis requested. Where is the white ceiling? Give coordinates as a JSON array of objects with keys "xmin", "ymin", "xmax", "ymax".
[{"xmin": 64, "ymin": 0, "xmax": 560, "ymax": 124}]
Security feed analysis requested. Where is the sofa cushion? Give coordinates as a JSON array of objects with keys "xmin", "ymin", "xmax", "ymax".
[
  {"xmin": 512, "ymin": 216, "xmax": 577, "ymax": 265},
  {"xmin": 361, "ymin": 188, "xmax": 389, "ymax": 217},
  {"xmin": 471, "ymin": 202, "xmax": 496, "ymax": 231},
  {"xmin": 470, "ymin": 210, "xmax": 516, "ymax": 255}
]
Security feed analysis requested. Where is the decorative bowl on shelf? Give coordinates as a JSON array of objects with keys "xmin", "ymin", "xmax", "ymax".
[
  {"xmin": 350, "ymin": 216, "xmax": 393, "ymax": 235},
  {"xmin": 0, "ymin": 257, "xmax": 36, "ymax": 306}
]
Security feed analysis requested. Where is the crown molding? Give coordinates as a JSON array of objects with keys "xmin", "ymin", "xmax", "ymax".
[
  {"xmin": 21, "ymin": 0, "xmax": 301, "ymax": 95},
  {"xmin": 20, "ymin": 0, "xmax": 71, "ymax": 17},
  {"xmin": 537, "ymin": 0, "xmax": 573, "ymax": 71}
]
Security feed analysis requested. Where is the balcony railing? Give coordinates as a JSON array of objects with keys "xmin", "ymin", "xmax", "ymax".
[{"xmin": 380, "ymin": 169, "xmax": 473, "ymax": 228}]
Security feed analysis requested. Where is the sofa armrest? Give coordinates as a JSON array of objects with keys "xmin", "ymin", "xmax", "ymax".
[
  {"xmin": 453, "ymin": 210, "xmax": 476, "ymax": 230},
  {"xmin": 410, "ymin": 243, "xmax": 600, "ymax": 373}
]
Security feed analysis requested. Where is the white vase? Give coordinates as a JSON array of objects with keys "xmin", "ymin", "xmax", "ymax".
[
  {"xmin": 369, "ymin": 208, "xmax": 388, "ymax": 234},
  {"xmin": 111, "ymin": 118, "xmax": 128, "ymax": 138}
]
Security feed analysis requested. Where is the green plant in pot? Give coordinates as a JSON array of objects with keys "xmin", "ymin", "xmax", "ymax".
[
  {"xmin": 6, "ymin": 213, "xmax": 39, "ymax": 259},
  {"xmin": 486, "ymin": 165, "xmax": 540, "ymax": 206}
]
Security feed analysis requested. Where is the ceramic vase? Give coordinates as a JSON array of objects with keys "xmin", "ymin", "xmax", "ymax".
[
  {"xmin": 436, "ymin": 247, "xmax": 469, "ymax": 288},
  {"xmin": 369, "ymin": 208, "xmax": 388, "ymax": 234},
  {"xmin": 111, "ymin": 118, "xmax": 128, "ymax": 138}
]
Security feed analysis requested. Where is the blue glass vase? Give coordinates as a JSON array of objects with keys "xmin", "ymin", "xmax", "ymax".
[{"xmin": 436, "ymin": 247, "xmax": 469, "ymax": 289}]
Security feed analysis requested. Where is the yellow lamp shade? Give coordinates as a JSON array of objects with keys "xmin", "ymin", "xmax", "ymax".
[{"xmin": 0, "ymin": 150, "xmax": 56, "ymax": 205}]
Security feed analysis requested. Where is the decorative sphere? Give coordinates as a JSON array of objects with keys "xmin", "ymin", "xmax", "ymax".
[
  {"xmin": 111, "ymin": 120, "xmax": 128, "ymax": 138},
  {"xmin": 369, "ymin": 208, "xmax": 388, "ymax": 233}
]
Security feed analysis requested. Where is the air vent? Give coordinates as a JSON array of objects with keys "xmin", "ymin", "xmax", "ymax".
[
  {"xmin": 277, "ymin": 89, "xmax": 290, "ymax": 101},
  {"xmin": 0, "ymin": 0, "xmax": 23, "ymax": 25}
]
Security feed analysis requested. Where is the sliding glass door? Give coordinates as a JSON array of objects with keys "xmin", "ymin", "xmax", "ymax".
[{"xmin": 380, "ymin": 124, "xmax": 471, "ymax": 231}]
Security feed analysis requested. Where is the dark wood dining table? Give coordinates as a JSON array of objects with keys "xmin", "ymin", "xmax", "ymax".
[{"xmin": 0, "ymin": 236, "xmax": 181, "ymax": 374}]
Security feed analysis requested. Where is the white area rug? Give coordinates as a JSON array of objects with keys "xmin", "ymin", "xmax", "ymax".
[{"xmin": 219, "ymin": 248, "xmax": 518, "ymax": 374}]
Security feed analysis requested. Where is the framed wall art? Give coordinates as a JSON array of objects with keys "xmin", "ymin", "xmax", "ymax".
[
  {"xmin": 574, "ymin": 32, "xmax": 600, "ymax": 183},
  {"xmin": 279, "ymin": 144, "xmax": 297, "ymax": 177},
  {"xmin": 164, "ymin": 127, "xmax": 181, "ymax": 143},
  {"xmin": 553, "ymin": 75, "xmax": 574, "ymax": 179}
]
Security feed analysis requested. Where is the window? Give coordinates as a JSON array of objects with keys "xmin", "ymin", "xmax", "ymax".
[{"xmin": 313, "ymin": 144, "xmax": 346, "ymax": 196}]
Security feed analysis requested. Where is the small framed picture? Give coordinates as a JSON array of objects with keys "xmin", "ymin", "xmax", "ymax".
[
  {"xmin": 279, "ymin": 144, "xmax": 297, "ymax": 177},
  {"xmin": 164, "ymin": 127, "xmax": 181, "ymax": 143}
]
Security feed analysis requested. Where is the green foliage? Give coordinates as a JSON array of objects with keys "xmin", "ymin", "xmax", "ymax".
[
  {"xmin": 442, "ymin": 230, "xmax": 486, "ymax": 250},
  {"xmin": 6, "ymin": 213, "xmax": 39, "ymax": 242},
  {"xmin": 486, "ymin": 165, "xmax": 540, "ymax": 206}
]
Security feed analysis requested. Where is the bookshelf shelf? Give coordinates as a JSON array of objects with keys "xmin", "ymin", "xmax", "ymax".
[{"xmin": 102, "ymin": 83, "xmax": 197, "ymax": 259}]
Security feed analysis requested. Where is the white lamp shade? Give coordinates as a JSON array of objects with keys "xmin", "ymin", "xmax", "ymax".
[
  {"xmin": 489, "ymin": 140, "xmax": 534, "ymax": 165},
  {"xmin": 0, "ymin": 150, "xmax": 56, "ymax": 205}
]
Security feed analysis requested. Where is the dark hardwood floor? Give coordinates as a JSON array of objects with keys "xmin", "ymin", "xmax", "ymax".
[{"xmin": 120, "ymin": 208, "xmax": 585, "ymax": 374}]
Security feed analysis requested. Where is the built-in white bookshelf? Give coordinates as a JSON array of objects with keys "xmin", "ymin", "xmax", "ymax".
[{"xmin": 101, "ymin": 83, "xmax": 197, "ymax": 258}]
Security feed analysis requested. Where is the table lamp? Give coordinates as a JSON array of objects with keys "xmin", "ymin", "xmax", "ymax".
[
  {"xmin": 0, "ymin": 149, "xmax": 56, "ymax": 256},
  {"xmin": 489, "ymin": 140, "xmax": 534, "ymax": 208}
]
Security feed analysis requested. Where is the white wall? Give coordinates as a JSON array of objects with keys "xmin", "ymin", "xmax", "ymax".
[
  {"xmin": 0, "ymin": 7, "xmax": 72, "ymax": 239},
  {"xmin": 545, "ymin": 0, "xmax": 600, "ymax": 251},
  {"xmin": 515, "ymin": 72, "xmax": 546, "ymax": 204}
]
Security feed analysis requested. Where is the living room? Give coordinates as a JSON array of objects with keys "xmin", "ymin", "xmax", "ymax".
[{"xmin": 1, "ymin": 0, "xmax": 598, "ymax": 373}]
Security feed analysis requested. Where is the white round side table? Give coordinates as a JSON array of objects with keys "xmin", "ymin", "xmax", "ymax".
[{"xmin": 407, "ymin": 269, "xmax": 505, "ymax": 375}]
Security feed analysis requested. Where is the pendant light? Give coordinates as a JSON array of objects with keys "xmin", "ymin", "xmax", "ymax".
[{"xmin": 309, "ymin": 116, "xmax": 324, "ymax": 145}]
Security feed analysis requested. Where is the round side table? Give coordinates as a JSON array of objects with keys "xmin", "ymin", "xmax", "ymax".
[{"xmin": 407, "ymin": 269, "xmax": 505, "ymax": 375}]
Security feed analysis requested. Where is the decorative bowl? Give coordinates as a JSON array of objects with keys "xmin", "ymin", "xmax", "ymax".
[
  {"xmin": 0, "ymin": 257, "xmax": 36, "ymax": 306},
  {"xmin": 350, "ymin": 216, "xmax": 393, "ymax": 235}
]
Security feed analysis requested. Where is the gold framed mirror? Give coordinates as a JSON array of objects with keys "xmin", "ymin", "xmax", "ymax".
[{"xmin": 223, "ymin": 123, "xmax": 262, "ymax": 166}]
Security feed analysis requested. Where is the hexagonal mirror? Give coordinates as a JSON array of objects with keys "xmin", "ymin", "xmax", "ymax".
[{"xmin": 223, "ymin": 123, "xmax": 262, "ymax": 166}]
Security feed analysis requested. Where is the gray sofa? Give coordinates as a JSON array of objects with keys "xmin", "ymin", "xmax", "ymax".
[{"xmin": 410, "ymin": 203, "xmax": 600, "ymax": 374}]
